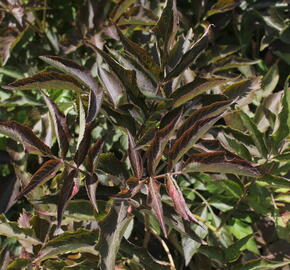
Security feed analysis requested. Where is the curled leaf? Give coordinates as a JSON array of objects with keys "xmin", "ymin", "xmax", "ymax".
[{"xmin": 86, "ymin": 137, "xmax": 105, "ymax": 174}]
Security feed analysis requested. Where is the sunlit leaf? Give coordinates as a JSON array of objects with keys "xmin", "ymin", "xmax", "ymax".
[
  {"xmin": 183, "ymin": 151, "xmax": 261, "ymax": 177},
  {"xmin": 42, "ymin": 92, "xmax": 69, "ymax": 158},
  {"xmin": 0, "ymin": 121, "xmax": 51, "ymax": 155},
  {"xmin": 17, "ymin": 159, "xmax": 62, "ymax": 199},
  {"xmin": 2, "ymin": 72, "xmax": 84, "ymax": 92}
]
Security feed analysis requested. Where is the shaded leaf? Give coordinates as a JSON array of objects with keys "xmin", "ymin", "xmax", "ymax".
[
  {"xmin": 183, "ymin": 151, "xmax": 261, "ymax": 177},
  {"xmin": 86, "ymin": 88, "xmax": 103, "ymax": 123},
  {"xmin": 2, "ymin": 72, "xmax": 84, "ymax": 92},
  {"xmin": 97, "ymin": 202, "xmax": 133, "ymax": 270},
  {"xmin": 225, "ymin": 234, "xmax": 253, "ymax": 262},
  {"xmin": 128, "ymin": 130, "xmax": 143, "ymax": 179},
  {"xmin": 147, "ymin": 107, "xmax": 182, "ymax": 175},
  {"xmin": 234, "ymin": 259, "xmax": 290, "ymax": 270},
  {"xmin": 34, "ymin": 229, "xmax": 98, "ymax": 263},
  {"xmin": 272, "ymin": 76, "xmax": 290, "ymax": 144},
  {"xmin": 111, "ymin": 0, "xmax": 137, "ymax": 22},
  {"xmin": 84, "ymin": 174, "xmax": 99, "ymax": 213},
  {"xmin": 0, "ymin": 121, "xmax": 51, "ymax": 155},
  {"xmin": 153, "ymin": 0, "xmax": 179, "ymax": 55},
  {"xmin": 147, "ymin": 177, "xmax": 167, "ymax": 237},
  {"xmin": 171, "ymin": 79, "xmax": 229, "ymax": 108},
  {"xmin": 17, "ymin": 159, "xmax": 62, "ymax": 199},
  {"xmin": 262, "ymin": 62, "xmax": 279, "ymax": 96},
  {"xmin": 169, "ymin": 114, "xmax": 224, "ymax": 168},
  {"xmin": 57, "ymin": 169, "xmax": 79, "ymax": 228},
  {"xmin": 7, "ymin": 258, "xmax": 30, "ymax": 270},
  {"xmin": 257, "ymin": 174, "xmax": 290, "ymax": 189},
  {"xmin": 165, "ymin": 25, "xmax": 212, "ymax": 81},
  {"xmin": 42, "ymin": 92, "xmax": 69, "ymax": 158}
]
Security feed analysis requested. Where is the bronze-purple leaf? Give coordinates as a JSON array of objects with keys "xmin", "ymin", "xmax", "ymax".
[
  {"xmin": 147, "ymin": 177, "xmax": 167, "ymax": 237},
  {"xmin": 169, "ymin": 114, "xmax": 224, "ymax": 169},
  {"xmin": 74, "ymin": 123, "xmax": 94, "ymax": 167},
  {"xmin": 183, "ymin": 151, "xmax": 261, "ymax": 177},
  {"xmin": 128, "ymin": 130, "xmax": 143, "ymax": 179},
  {"xmin": 166, "ymin": 174, "xmax": 205, "ymax": 227},
  {"xmin": 57, "ymin": 169, "xmax": 79, "ymax": 227},
  {"xmin": 0, "ymin": 121, "xmax": 52, "ymax": 156},
  {"xmin": 86, "ymin": 137, "xmax": 105, "ymax": 174},
  {"xmin": 147, "ymin": 108, "xmax": 182, "ymax": 175},
  {"xmin": 84, "ymin": 173, "xmax": 99, "ymax": 213},
  {"xmin": 17, "ymin": 159, "xmax": 62, "ymax": 199},
  {"xmin": 2, "ymin": 72, "xmax": 84, "ymax": 92},
  {"xmin": 42, "ymin": 92, "xmax": 70, "ymax": 158}
]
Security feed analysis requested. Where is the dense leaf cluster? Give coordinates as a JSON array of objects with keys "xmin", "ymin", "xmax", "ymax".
[{"xmin": 0, "ymin": 0, "xmax": 289, "ymax": 269}]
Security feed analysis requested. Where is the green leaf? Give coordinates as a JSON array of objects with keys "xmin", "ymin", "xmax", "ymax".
[
  {"xmin": 165, "ymin": 25, "xmax": 212, "ymax": 81},
  {"xmin": 240, "ymin": 111, "xmax": 268, "ymax": 158},
  {"xmin": 42, "ymin": 92, "xmax": 69, "ymax": 158},
  {"xmin": 7, "ymin": 258, "xmax": 30, "ymax": 270},
  {"xmin": 257, "ymin": 174, "xmax": 290, "ymax": 189},
  {"xmin": 2, "ymin": 72, "xmax": 84, "ymax": 92},
  {"xmin": 183, "ymin": 151, "xmax": 261, "ymax": 177},
  {"xmin": 169, "ymin": 114, "xmax": 224, "ymax": 168},
  {"xmin": 182, "ymin": 235, "xmax": 201, "ymax": 266},
  {"xmin": 225, "ymin": 234, "xmax": 253, "ymax": 262},
  {"xmin": 262, "ymin": 62, "xmax": 279, "ymax": 96},
  {"xmin": 17, "ymin": 159, "xmax": 62, "ymax": 199},
  {"xmin": 34, "ymin": 229, "xmax": 98, "ymax": 263},
  {"xmin": 0, "ymin": 215, "xmax": 41, "ymax": 246},
  {"xmin": 272, "ymin": 76, "xmax": 290, "ymax": 144},
  {"xmin": 147, "ymin": 177, "xmax": 167, "ymax": 237},
  {"xmin": 234, "ymin": 259, "xmax": 290, "ymax": 270},
  {"xmin": 171, "ymin": 79, "xmax": 229, "ymax": 108},
  {"xmin": 97, "ymin": 202, "xmax": 133, "ymax": 270},
  {"xmin": 0, "ymin": 121, "xmax": 52, "ymax": 155},
  {"xmin": 111, "ymin": 0, "xmax": 137, "ymax": 22}
]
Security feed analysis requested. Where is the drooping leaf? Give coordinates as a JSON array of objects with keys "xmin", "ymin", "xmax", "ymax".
[
  {"xmin": 169, "ymin": 114, "xmax": 224, "ymax": 168},
  {"xmin": 84, "ymin": 173, "xmax": 99, "ymax": 213},
  {"xmin": 165, "ymin": 25, "xmax": 212, "ymax": 81},
  {"xmin": 17, "ymin": 159, "xmax": 62, "ymax": 199},
  {"xmin": 57, "ymin": 169, "xmax": 79, "ymax": 228},
  {"xmin": 240, "ymin": 111, "xmax": 268, "ymax": 158},
  {"xmin": 183, "ymin": 151, "xmax": 261, "ymax": 177},
  {"xmin": 147, "ymin": 177, "xmax": 167, "ymax": 237},
  {"xmin": 166, "ymin": 174, "xmax": 205, "ymax": 227},
  {"xmin": 39, "ymin": 56, "xmax": 103, "ymax": 123},
  {"xmin": 74, "ymin": 123, "xmax": 94, "ymax": 167},
  {"xmin": 2, "ymin": 72, "xmax": 84, "ymax": 92},
  {"xmin": 97, "ymin": 202, "xmax": 133, "ymax": 270},
  {"xmin": 85, "ymin": 137, "xmax": 105, "ymax": 174},
  {"xmin": 111, "ymin": 0, "xmax": 137, "ymax": 22},
  {"xmin": 34, "ymin": 229, "xmax": 98, "ymax": 263},
  {"xmin": 128, "ymin": 130, "xmax": 143, "ymax": 179},
  {"xmin": 116, "ymin": 26, "xmax": 161, "ymax": 79},
  {"xmin": 272, "ymin": 76, "xmax": 290, "ymax": 144},
  {"xmin": 147, "ymin": 108, "xmax": 182, "ymax": 175},
  {"xmin": 171, "ymin": 79, "xmax": 229, "ymax": 108},
  {"xmin": 153, "ymin": 0, "xmax": 179, "ymax": 55},
  {"xmin": 0, "ymin": 121, "xmax": 52, "ymax": 155},
  {"xmin": 0, "ymin": 215, "xmax": 41, "ymax": 246},
  {"xmin": 42, "ymin": 92, "xmax": 69, "ymax": 158}
]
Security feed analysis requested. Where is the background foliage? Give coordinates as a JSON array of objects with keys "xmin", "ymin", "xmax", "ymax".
[{"xmin": 0, "ymin": 0, "xmax": 290, "ymax": 269}]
